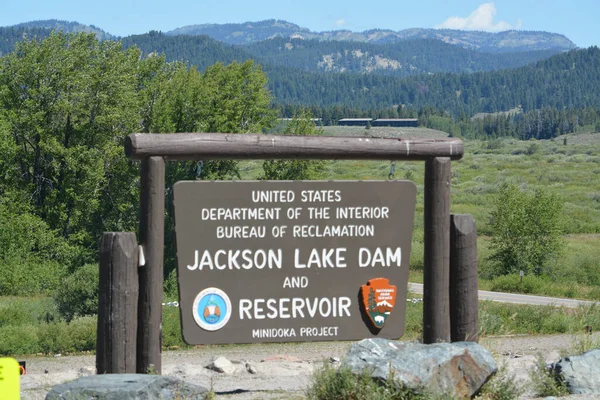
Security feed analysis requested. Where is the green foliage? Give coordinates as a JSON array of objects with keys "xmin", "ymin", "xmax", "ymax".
[
  {"xmin": 488, "ymin": 184, "xmax": 565, "ymax": 276},
  {"xmin": 262, "ymin": 110, "xmax": 326, "ymax": 180},
  {"xmin": 162, "ymin": 306, "xmax": 189, "ymax": 350},
  {"xmin": 475, "ymin": 363, "xmax": 523, "ymax": 400},
  {"xmin": 567, "ymin": 333, "xmax": 600, "ymax": 357},
  {"xmin": 489, "ymin": 274, "xmax": 546, "ymax": 294},
  {"xmin": 529, "ymin": 353, "xmax": 568, "ymax": 397},
  {"xmin": 0, "ymin": 196, "xmax": 72, "ymax": 295},
  {"xmin": 146, "ymin": 59, "xmax": 276, "ymax": 276},
  {"xmin": 0, "ymin": 33, "xmax": 278, "ymax": 285},
  {"xmin": 53, "ymin": 264, "xmax": 99, "ymax": 321},
  {"xmin": 0, "ymin": 295, "xmax": 96, "ymax": 355},
  {"xmin": 306, "ymin": 362, "xmax": 427, "ymax": 400},
  {"xmin": 0, "ymin": 32, "xmax": 142, "ymax": 261}
]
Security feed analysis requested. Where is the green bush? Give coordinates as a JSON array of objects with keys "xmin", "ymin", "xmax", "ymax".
[
  {"xmin": 37, "ymin": 316, "xmax": 97, "ymax": 354},
  {"xmin": 261, "ymin": 110, "xmax": 325, "ymax": 180},
  {"xmin": 0, "ymin": 297, "xmax": 58, "ymax": 327},
  {"xmin": 476, "ymin": 363, "xmax": 523, "ymax": 400},
  {"xmin": 68, "ymin": 316, "xmax": 97, "ymax": 352},
  {"xmin": 306, "ymin": 362, "xmax": 427, "ymax": 400},
  {"xmin": 489, "ymin": 274, "xmax": 546, "ymax": 294},
  {"xmin": 529, "ymin": 353, "xmax": 568, "ymax": 397},
  {"xmin": 0, "ymin": 256, "xmax": 67, "ymax": 296},
  {"xmin": 488, "ymin": 184, "xmax": 564, "ymax": 276},
  {"xmin": 37, "ymin": 322, "xmax": 73, "ymax": 354},
  {"xmin": 0, "ymin": 324, "xmax": 41, "ymax": 355},
  {"xmin": 162, "ymin": 307, "xmax": 188, "ymax": 349},
  {"xmin": 0, "ymin": 198, "xmax": 76, "ymax": 297},
  {"xmin": 53, "ymin": 264, "xmax": 99, "ymax": 321},
  {"xmin": 163, "ymin": 269, "xmax": 179, "ymax": 301}
]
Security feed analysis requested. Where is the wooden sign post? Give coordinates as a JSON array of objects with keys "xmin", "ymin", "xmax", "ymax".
[{"xmin": 97, "ymin": 132, "xmax": 465, "ymax": 374}]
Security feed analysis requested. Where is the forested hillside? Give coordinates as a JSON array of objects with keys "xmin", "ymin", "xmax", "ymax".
[
  {"xmin": 8, "ymin": 20, "xmax": 114, "ymax": 39},
  {"xmin": 243, "ymin": 37, "xmax": 560, "ymax": 76},
  {"xmin": 0, "ymin": 26, "xmax": 53, "ymax": 56},
  {"xmin": 267, "ymin": 47, "xmax": 600, "ymax": 114},
  {"xmin": 120, "ymin": 31, "xmax": 255, "ymax": 72},
  {"xmin": 1, "ymin": 27, "xmax": 598, "ymax": 119}
]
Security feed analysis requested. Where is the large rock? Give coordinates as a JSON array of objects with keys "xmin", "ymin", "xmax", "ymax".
[
  {"xmin": 206, "ymin": 356, "xmax": 237, "ymax": 374},
  {"xmin": 553, "ymin": 348, "xmax": 600, "ymax": 394},
  {"xmin": 342, "ymin": 338, "xmax": 497, "ymax": 399},
  {"xmin": 45, "ymin": 373, "xmax": 208, "ymax": 400}
]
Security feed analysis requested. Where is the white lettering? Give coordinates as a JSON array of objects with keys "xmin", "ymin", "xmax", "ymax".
[
  {"xmin": 188, "ymin": 249, "xmax": 282, "ymax": 270},
  {"xmin": 239, "ymin": 297, "xmax": 351, "ymax": 319}
]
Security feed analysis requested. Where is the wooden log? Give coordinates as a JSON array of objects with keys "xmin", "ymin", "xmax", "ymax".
[
  {"xmin": 137, "ymin": 157, "xmax": 165, "ymax": 374},
  {"xmin": 125, "ymin": 133, "xmax": 464, "ymax": 161},
  {"xmin": 423, "ymin": 157, "xmax": 451, "ymax": 343},
  {"xmin": 450, "ymin": 214, "xmax": 479, "ymax": 342},
  {"xmin": 97, "ymin": 232, "xmax": 138, "ymax": 374}
]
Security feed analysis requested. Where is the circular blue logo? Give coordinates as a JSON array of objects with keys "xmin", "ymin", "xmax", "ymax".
[{"xmin": 192, "ymin": 288, "xmax": 231, "ymax": 331}]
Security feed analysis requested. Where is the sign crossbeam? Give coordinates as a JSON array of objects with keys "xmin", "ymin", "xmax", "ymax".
[{"xmin": 125, "ymin": 133, "xmax": 464, "ymax": 161}]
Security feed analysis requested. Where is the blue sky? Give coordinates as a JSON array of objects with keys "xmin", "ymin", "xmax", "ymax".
[{"xmin": 1, "ymin": 1, "xmax": 598, "ymax": 48}]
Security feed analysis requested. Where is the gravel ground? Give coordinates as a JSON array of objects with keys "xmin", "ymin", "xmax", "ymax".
[{"xmin": 19, "ymin": 333, "xmax": 600, "ymax": 399}]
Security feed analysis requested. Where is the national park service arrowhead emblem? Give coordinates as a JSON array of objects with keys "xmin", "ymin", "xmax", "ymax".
[{"xmin": 361, "ymin": 278, "xmax": 397, "ymax": 329}]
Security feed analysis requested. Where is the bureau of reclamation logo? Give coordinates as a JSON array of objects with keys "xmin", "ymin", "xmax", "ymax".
[{"xmin": 192, "ymin": 287, "xmax": 231, "ymax": 331}]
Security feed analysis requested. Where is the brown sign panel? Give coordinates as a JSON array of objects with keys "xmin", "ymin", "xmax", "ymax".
[{"xmin": 173, "ymin": 181, "xmax": 416, "ymax": 345}]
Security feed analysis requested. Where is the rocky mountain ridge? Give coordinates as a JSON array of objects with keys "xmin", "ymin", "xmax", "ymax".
[
  {"xmin": 4, "ymin": 18, "xmax": 578, "ymax": 53},
  {"xmin": 165, "ymin": 19, "xmax": 577, "ymax": 52}
]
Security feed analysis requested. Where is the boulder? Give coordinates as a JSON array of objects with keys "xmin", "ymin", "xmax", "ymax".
[
  {"xmin": 45, "ymin": 374, "xmax": 208, "ymax": 400},
  {"xmin": 342, "ymin": 338, "xmax": 497, "ymax": 399},
  {"xmin": 553, "ymin": 348, "xmax": 600, "ymax": 394},
  {"xmin": 206, "ymin": 356, "xmax": 236, "ymax": 374}
]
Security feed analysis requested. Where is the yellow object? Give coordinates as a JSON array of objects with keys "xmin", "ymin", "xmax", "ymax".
[{"xmin": 0, "ymin": 357, "xmax": 20, "ymax": 400}]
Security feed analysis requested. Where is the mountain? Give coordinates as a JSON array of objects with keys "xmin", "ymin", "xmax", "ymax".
[
  {"xmin": 165, "ymin": 19, "xmax": 576, "ymax": 53},
  {"xmin": 7, "ymin": 25, "xmax": 556, "ymax": 77},
  {"xmin": 243, "ymin": 37, "xmax": 561, "ymax": 76},
  {"xmin": 266, "ymin": 46, "xmax": 600, "ymax": 114},
  {"xmin": 0, "ymin": 26, "xmax": 53, "ymax": 56},
  {"xmin": 167, "ymin": 19, "xmax": 308, "ymax": 44},
  {"xmin": 118, "ymin": 32, "xmax": 560, "ymax": 78},
  {"xmin": 120, "ymin": 31, "xmax": 256, "ymax": 72},
  {"xmin": 7, "ymin": 20, "xmax": 115, "ymax": 40}
]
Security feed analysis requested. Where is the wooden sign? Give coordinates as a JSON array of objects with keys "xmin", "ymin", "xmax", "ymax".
[{"xmin": 173, "ymin": 181, "xmax": 416, "ymax": 344}]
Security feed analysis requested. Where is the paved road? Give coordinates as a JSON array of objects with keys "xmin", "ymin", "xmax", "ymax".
[{"xmin": 408, "ymin": 283, "xmax": 597, "ymax": 308}]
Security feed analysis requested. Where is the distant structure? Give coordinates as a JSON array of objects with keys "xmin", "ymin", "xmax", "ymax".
[
  {"xmin": 338, "ymin": 118, "xmax": 373, "ymax": 126},
  {"xmin": 338, "ymin": 118, "xmax": 418, "ymax": 127},
  {"xmin": 372, "ymin": 118, "xmax": 418, "ymax": 127},
  {"xmin": 278, "ymin": 118, "xmax": 322, "ymax": 122}
]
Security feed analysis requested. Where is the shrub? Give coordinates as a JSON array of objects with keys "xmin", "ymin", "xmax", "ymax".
[
  {"xmin": 162, "ymin": 307, "xmax": 188, "ymax": 349},
  {"xmin": 261, "ymin": 110, "xmax": 325, "ymax": 180},
  {"xmin": 66, "ymin": 316, "xmax": 97, "ymax": 352},
  {"xmin": 476, "ymin": 363, "xmax": 523, "ymax": 400},
  {"xmin": 0, "ymin": 324, "xmax": 41, "ymax": 355},
  {"xmin": 529, "ymin": 353, "xmax": 568, "ymax": 397},
  {"xmin": 53, "ymin": 264, "xmax": 99, "ymax": 321},
  {"xmin": 488, "ymin": 184, "xmax": 564, "ymax": 276},
  {"xmin": 306, "ymin": 362, "xmax": 426, "ymax": 400},
  {"xmin": 0, "ymin": 256, "xmax": 67, "ymax": 296},
  {"xmin": 489, "ymin": 274, "xmax": 545, "ymax": 294},
  {"xmin": 37, "ymin": 322, "xmax": 74, "ymax": 354},
  {"xmin": 163, "ymin": 269, "xmax": 179, "ymax": 300},
  {"xmin": 0, "ymin": 297, "xmax": 58, "ymax": 327}
]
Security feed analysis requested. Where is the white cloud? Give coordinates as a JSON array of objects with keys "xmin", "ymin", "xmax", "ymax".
[
  {"xmin": 436, "ymin": 3, "xmax": 518, "ymax": 32},
  {"xmin": 335, "ymin": 18, "xmax": 346, "ymax": 27}
]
